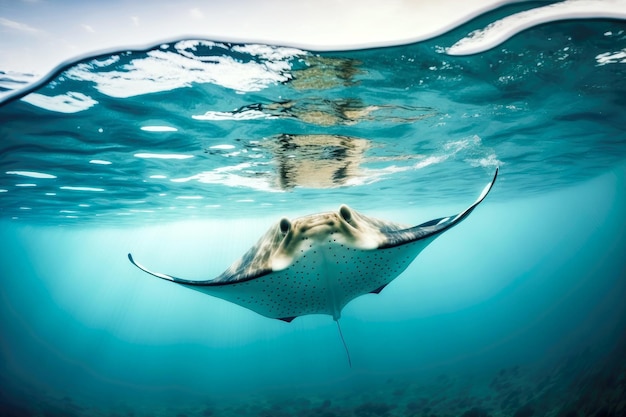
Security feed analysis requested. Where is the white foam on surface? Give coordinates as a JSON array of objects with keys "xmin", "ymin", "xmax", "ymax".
[
  {"xmin": 1, "ymin": 1, "xmax": 624, "ymax": 103},
  {"xmin": 140, "ymin": 126, "xmax": 178, "ymax": 132},
  {"xmin": 59, "ymin": 186, "xmax": 105, "ymax": 192},
  {"xmin": 20, "ymin": 92, "xmax": 97, "ymax": 113},
  {"xmin": 6, "ymin": 171, "xmax": 57, "ymax": 179},
  {"xmin": 192, "ymin": 109, "xmax": 273, "ymax": 121},
  {"xmin": 134, "ymin": 153, "xmax": 194, "ymax": 160},
  {"xmin": 448, "ymin": 0, "xmax": 626, "ymax": 55},
  {"xmin": 596, "ymin": 48, "xmax": 626, "ymax": 65}
]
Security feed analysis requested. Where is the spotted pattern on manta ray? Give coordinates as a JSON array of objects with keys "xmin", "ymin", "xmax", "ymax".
[{"xmin": 203, "ymin": 238, "xmax": 426, "ymax": 320}]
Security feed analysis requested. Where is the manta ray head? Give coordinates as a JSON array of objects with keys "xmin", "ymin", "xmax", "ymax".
[{"xmin": 270, "ymin": 204, "xmax": 387, "ymax": 270}]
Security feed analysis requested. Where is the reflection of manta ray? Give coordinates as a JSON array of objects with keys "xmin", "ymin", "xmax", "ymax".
[
  {"xmin": 129, "ymin": 169, "xmax": 497, "ymax": 321},
  {"xmin": 268, "ymin": 134, "xmax": 370, "ymax": 189}
]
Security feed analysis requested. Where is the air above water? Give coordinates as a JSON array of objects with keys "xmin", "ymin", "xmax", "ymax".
[{"xmin": 1, "ymin": 5, "xmax": 625, "ymax": 417}]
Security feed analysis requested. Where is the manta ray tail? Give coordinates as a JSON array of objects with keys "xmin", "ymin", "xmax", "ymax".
[{"xmin": 336, "ymin": 320, "xmax": 352, "ymax": 368}]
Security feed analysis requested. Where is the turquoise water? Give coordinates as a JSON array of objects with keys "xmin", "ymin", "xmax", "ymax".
[{"xmin": 1, "ymin": 11, "xmax": 626, "ymax": 417}]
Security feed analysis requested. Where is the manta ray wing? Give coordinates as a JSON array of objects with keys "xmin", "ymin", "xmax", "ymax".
[
  {"xmin": 129, "ymin": 241, "xmax": 429, "ymax": 321},
  {"xmin": 379, "ymin": 168, "xmax": 498, "ymax": 248},
  {"xmin": 128, "ymin": 169, "xmax": 498, "ymax": 321}
]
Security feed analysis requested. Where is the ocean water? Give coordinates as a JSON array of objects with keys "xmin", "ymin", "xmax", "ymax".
[{"xmin": 1, "ymin": 8, "xmax": 626, "ymax": 417}]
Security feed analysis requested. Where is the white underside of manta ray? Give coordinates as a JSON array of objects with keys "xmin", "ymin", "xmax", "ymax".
[{"xmin": 129, "ymin": 169, "xmax": 498, "ymax": 323}]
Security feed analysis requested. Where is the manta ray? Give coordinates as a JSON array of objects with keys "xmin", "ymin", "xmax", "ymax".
[{"xmin": 128, "ymin": 169, "xmax": 498, "ymax": 325}]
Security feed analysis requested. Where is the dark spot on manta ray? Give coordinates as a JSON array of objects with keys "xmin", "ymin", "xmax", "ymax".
[{"xmin": 128, "ymin": 168, "xmax": 497, "ymax": 323}]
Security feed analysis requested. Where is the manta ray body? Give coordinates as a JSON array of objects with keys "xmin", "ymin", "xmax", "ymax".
[{"xmin": 129, "ymin": 169, "xmax": 497, "ymax": 323}]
